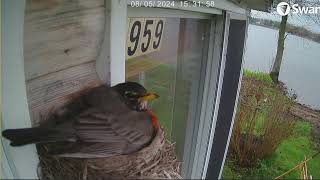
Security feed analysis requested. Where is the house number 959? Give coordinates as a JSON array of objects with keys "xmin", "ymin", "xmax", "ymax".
[{"xmin": 126, "ymin": 18, "xmax": 165, "ymax": 59}]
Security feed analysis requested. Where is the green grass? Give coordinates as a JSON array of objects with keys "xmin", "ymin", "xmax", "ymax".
[
  {"xmin": 255, "ymin": 122, "xmax": 320, "ymax": 179},
  {"xmin": 222, "ymin": 160, "xmax": 242, "ymax": 179},
  {"xmin": 223, "ymin": 121, "xmax": 320, "ymax": 179},
  {"xmin": 241, "ymin": 70, "xmax": 291, "ymax": 136},
  {"xmin": 222, "ymin": 70, "xmax": 320, "ymax": 179},
  {"xmin": 243, "ymin": 69, "xmax": 274, "ymax": 84}
]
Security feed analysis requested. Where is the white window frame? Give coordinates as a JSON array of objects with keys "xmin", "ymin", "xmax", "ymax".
[
  {"xmin": 126, "ymin": 5, "xmax": 225, "ymax": 179},
  {"xmin": 196, "ymin": 14, "xmax": 228, "ymax": 179},
  {"xmin": 218, "ymin": 12, "xmax": 248, "ymax": 179},
  {"xmin": 202, "ymin": 12, "xmax": 231, "ymax": 179},
  {"xmin": 203, "ymin": 12, "xmax": 248, "ymax": 179},
  {"xmin": 96, "ymin": 0, "xmax": 128, "ymax": 86}
]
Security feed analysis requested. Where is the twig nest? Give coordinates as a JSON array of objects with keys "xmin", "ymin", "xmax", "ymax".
[{"xmin": 38, "ymin": 128, "xmax": 182, "ymax": 179}]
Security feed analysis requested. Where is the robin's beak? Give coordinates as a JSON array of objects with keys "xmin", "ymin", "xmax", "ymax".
[{"xmin": 138, "ymin": 93, "xmax": 160, "ymax": 102}]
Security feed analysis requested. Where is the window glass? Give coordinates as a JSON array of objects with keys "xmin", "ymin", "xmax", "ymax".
[{"xmin": 126, "ymin": 17, "xmax": 210, "ymax": 159}]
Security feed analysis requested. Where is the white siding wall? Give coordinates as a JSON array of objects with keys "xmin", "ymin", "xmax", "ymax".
[{"xmin": 2, "ymin": 0, "xmax": 39, "ymax": 178}]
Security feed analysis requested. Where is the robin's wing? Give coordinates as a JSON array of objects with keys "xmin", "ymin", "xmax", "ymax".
[
  {"xmin": 74, "ymin": 110, "xmax": 125, "ymax": 143},
  {"xmin": 52, "ymin": 142, "xmax": 130, "ymax": 158},
  {"xmin": 60, "ymin": 108, "xmax": 154, "ymax": 157},
  {"xmin": 116, "ymin": 110, "xmax": 155, "ymax": 144},
  {"xmin": 74, "ymin": 108, "xmax": 153, "ymax": 144}
]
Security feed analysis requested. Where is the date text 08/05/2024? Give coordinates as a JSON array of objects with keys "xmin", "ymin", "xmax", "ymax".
[{"xmin": 130, "ymin": 1, "xmax": 215, "ymax": 8}]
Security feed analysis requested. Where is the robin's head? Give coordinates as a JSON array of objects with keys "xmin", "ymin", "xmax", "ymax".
[{"xmin": 112, "ymin": 82, "xmax": 159, "ymax": 111}]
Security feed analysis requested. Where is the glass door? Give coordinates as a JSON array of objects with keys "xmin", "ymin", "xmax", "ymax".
[{"xmin": 125, "ymin": 10, "xmax": 214, "ymax": 174}]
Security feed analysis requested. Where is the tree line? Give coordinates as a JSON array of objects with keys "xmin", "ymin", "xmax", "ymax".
[{"xmin": 249, "ymin": 17, "xmax": 320, "ymax": 43}]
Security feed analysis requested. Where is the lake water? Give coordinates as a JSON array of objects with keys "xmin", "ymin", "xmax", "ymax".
[{"xmin": 244, "ymin": 25, "xmax": 320, "ymax": 110}]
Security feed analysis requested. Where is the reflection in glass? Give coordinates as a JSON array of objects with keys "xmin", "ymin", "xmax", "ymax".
[{"xmin": 126, "ymin": 17, "xmax": 210, "ymax": 159}]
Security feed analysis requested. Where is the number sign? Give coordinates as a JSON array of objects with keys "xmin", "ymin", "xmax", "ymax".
[{"xmin": 126, "ymin": 18, "xmax": 165, "ymax": 59}]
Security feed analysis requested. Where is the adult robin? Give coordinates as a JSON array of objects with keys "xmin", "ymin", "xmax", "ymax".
[{"xmin": 2, "ymin": 82, "xmax": 160, "ymax": 158}]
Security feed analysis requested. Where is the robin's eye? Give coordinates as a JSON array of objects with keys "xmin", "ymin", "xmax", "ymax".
[
  {"xmin": 124, "ymin": 91, "xmax": 138, "ymax": 97},
  {"xmin": 124, "ymin": 91, "xmax": 131, "ymax": 95}
]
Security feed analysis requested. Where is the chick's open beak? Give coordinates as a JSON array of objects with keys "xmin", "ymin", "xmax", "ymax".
[{"xmin": 138, "ymin": 93, "xmax": 159, "ymax": 102}]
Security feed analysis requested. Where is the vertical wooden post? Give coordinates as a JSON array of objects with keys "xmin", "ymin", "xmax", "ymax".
[{"xmin": 96, "ymin": 0, "xmax": 127, "ymax": 86}]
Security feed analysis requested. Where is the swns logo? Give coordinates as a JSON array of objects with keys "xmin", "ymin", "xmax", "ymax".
[
  {"xmin": 276, "ymin": 2, "xmax": 320, "ymax": 16},
  {"xmin": 277, "ymin": 2, "xmax": 291, "ymax": 16}
]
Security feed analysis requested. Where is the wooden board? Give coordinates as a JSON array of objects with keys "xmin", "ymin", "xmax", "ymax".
[
  {"xmin": 24, "ymin": 0, "xmax": 105, "ymax": 80},
  {"xmin": 26, "ymin": 62, "xmax": 102, "ymax": 125},
  {"xmin": 24, "ymin": 0, "xmax": 106, "ymax": 124}
]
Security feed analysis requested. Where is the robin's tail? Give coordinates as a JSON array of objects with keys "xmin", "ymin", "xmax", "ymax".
[{"xmin": 2, "ymin": 127, "xmax": 77, "ymax": 146}]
